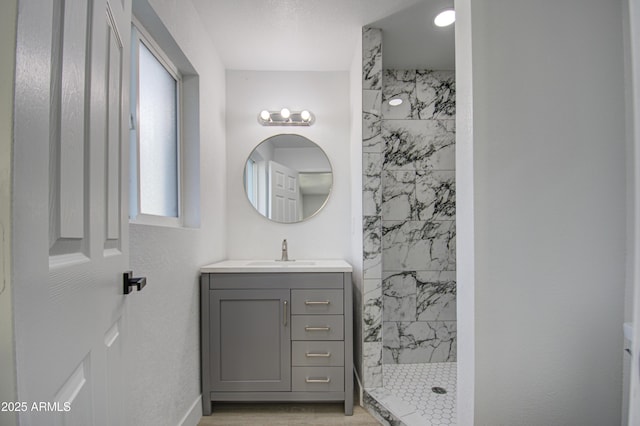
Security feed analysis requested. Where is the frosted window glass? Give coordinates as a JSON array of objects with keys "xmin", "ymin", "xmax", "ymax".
[{"xmin": 138, "ymin": 42, "xmax": 178, "ymax": 217}]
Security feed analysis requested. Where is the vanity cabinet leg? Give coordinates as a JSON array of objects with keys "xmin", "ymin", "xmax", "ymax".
[
  {"xmin": 344, "ymin": 400, "xmax": 353, "ymax": 416},
  {"xmin": 202, "ymin": 397, "xmax": 212, "ymax": 416}
]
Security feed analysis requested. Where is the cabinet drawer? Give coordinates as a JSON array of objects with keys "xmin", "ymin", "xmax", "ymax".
[
  {"xmin": 292, "ymin": 341, "xmax": 344, "ymax": 366},
  {"xmin": 291, "ymin": 290, "xmax": 343, "ymax": 315},
  {"xmin": 291, "ymin": 315, "xmax": 344, "ymax": 340},
  {"xmin": 292, "ymin": 367, "xmax": 344, "ymax": 392}
]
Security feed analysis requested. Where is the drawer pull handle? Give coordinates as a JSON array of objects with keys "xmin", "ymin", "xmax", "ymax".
[
  {"xmin": 305, "ymin": 300, "xmax": 330, "ymax": 305},
  {"xmin": 306, "ymin": 377, "xmax": 331, "ymax": 383},
  {"xmin": 305, "ymin": 326, "xmax": 331, "ymax": 331},
  {"xmin": 305, "ymin": 352, "xmax": 331, "ymax": 358}
]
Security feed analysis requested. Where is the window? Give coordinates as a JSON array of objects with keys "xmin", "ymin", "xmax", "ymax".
[{"xmin": 130, "ymin": 23, "xmax": 181, "ymax": 224}]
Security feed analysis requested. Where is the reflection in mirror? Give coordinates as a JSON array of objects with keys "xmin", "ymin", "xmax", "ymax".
[{"xmin": 243, "ymin": 134, "xmax": 332, "ymax": 223}]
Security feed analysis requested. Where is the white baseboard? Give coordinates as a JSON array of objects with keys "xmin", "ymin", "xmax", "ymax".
[{"xmin": 178, "ymin": 395, "xmax": 202, "ymax": 426}]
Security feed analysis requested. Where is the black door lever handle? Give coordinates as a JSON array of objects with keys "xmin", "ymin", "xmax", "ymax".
[{"xmin": 123, "ymin": 271, "xmax": 147, "ymax": 294}]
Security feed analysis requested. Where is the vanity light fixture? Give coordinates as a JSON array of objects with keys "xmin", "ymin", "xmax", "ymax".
[
  {"xmin": 258, "ymin": 108, "xmax": 316, "ymax": 126},
  {"xmin": 434, "ymin": 9, "xmax": 455, "ymax": 27},
  {"xmin": 388, "ymin": 98, "xmax": 403, "ymax": 106}
]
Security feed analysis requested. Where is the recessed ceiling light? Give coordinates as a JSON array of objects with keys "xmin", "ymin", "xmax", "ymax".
[
  {"xmin": 389, "ymin": 98, "xmax": 403, "ymax": 106},
  {"xmin": 434, "ymin": 9, "xmax": 455, "ymax": 27}
]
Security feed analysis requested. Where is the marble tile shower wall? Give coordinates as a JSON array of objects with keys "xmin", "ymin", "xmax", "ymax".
[
  {"xmin": 381, "ymin": 69, "xmax": 457, "ymax": 365},
  {"xmin": 361, "ymin": 29, "xmax": 456, "ymax": 387},
  {"xmin": 362, "ymin": 27, "xmax": 384, "ymax": 389}
]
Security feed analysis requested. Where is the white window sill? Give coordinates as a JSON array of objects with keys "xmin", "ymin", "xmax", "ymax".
[{"xmin": 129, "ymin": 213, "xmax": 182, "ymax": 228}]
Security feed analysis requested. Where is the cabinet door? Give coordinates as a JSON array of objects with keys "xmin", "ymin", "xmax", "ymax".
[{"xmin": 210, "ymin": 289, "xmax": 291, "ymax": 392}]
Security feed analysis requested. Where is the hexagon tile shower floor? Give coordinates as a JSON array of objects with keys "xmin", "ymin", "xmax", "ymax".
[{"xmin": 367, "ymin": 362, "xmax": 457, "ymax": 426}]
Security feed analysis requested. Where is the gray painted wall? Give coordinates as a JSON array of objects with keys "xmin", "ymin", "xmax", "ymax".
[
  {"xmin": 0, "ymin": 2, "xmax": 18, "ymax": 426},
  {"xmin": 466, "ymin": 0, "xmax": 626, "ymax": 424},
  {"xmin": 127, "ymin": 0, "xmax": 227, "ymax": 424},
  {"xmin": 225, "ymin": 70, "xmax": 351, "ymax": 261}
]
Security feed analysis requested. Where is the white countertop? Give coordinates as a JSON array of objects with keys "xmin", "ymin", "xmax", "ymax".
[{"xmin": 200, "ymin": 259, "xmax": 353, "ymax": 273}]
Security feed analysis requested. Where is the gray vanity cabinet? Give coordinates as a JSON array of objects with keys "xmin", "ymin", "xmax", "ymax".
[{"xmin": 200, "ymin": 271, "xmax": 353, "ymax": 416}]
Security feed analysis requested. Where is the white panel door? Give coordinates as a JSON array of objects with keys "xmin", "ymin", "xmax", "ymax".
[
  {"xmin": 269, "ymin": 160, "xmax": 300, "ymax": 222},
  {"xmin": 12, "ymin": 0, "xmax": 132, "ymax": 424}
]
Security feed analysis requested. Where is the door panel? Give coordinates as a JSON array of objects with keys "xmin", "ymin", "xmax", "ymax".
[
  {"xmin": 13, "ymin": 0, "xmax": 132, "ymax": 424},
  {"xmin": 52, "ymin": 358, "xmax": 92, "ymax": 426},
  {"xmin": 269, "ymin": 160, "xmax": 299, "ymax": 222},
  {"xmin": 52, "ymin": 0, "xmax": 89, "ymax": 245},
  {"xmin": 106, "ymin": 12, "xmax": 123, "ymax": 245},
  {"xmin": 211, "ymin": 289, "xmax": 291, "ymax": 392}
]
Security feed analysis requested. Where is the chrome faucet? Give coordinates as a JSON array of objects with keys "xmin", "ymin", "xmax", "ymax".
[{"xmin": 280, "ymin": 239, "xmax": 289, "ymax": 261}]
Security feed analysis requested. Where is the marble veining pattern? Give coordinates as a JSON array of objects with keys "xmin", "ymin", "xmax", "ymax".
[
  {"xmin": 383, "ymin": 272, "xmax": 417, "ymax": 322},
  {"xmin": 363, "ymin": 89, "xmax": 383, "ymax": 153},
  {"xmin": 382, "ymin": 220, "xmax": 456, "ymax": 272},
  {"xmin": 363, "ymin": 28, "xmax": 382, "ymax": 90},
  {"xmin": 381, "ymin": 70, "xmax": 455, "ymax": 120},
  {"xmin": 382, "ymin": 120, "xmax": 455, "ymax": 171},
  {"xmin": 416, "ymin": 70, "xmax": 455, "ymax": 120},
  {"xmin": 363, "ymin": 216, "xmax": 382, "ymax": 280},
  {"xmin": 363, "ymin": 279, "xmax": 383, "ymax": 342},
  {"xmin": 363, "ymin": 341, "xmax": 383, "ymax": 388},
  {"xmin": 383, "ymin": 321, "xmax": 456, "ymax": 364},
  {"xmin": 382, "ymin": 271, "xmax": 456, "ymax": 324},
  {"xmin": 416, "ymin": 271, "xmax": 456, "ymax": 321},
  {"xmin": 382, "ymin": 70, "xmax": 417, "ymax": 120},
  {"xmin": 415, "ymin": 170, "xmax": 455, "ymax": 221},
  {"xmin": 382, "ymin": 170, "xmax": 456, "ymax": 222},
  {"xmin": 379, "ymin": 68, "xmax": 456, "ymax": 367},
  {"xmin": 361, "ymin": 27, "xmax": 384, "ymax": 389},
  {"xmin": 363, "ymin": 175, "xmax": 382, "ymax": 217},
  {"xmin": 363, "ymin": 152, "xmax": 383, "ymax": 176}
]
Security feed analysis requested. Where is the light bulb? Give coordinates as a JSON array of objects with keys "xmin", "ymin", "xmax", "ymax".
[
  {"xmin": 434, "ymin": 9, "xmax": 455, "ymax": 27},
  {"xmin": 300, "ymin": 110, "xmax": 311, "ymax": 121},
  {"xmin": 280, "ymin": 108, "xmax": 291, "ymax": 119},
  {"xmin": 260, "ymin": 110, "xmax": 271, "ymax": 121}
]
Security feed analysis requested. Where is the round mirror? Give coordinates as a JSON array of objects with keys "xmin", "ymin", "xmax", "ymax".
[{"xmin": 243, "ymin": 134, "xmax": 333, "ymax": 223}]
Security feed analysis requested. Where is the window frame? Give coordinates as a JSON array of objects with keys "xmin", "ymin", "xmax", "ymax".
[{"xmin": 129, "ymin": 19, "xmax": 184, "ymax": 227}]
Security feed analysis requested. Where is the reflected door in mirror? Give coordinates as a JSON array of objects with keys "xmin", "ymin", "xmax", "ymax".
[{"xmin": 244, "ymin": 134, "xmax": 332, "ymax": 223}]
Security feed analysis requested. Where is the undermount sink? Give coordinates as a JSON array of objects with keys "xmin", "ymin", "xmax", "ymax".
[
  {"xmin": 247, "ymin": 260, "xmax": 316, "ymax": 266},
  {"xmin": 200, "ymin": 259, "xmax": 352, "ymax": 273}
]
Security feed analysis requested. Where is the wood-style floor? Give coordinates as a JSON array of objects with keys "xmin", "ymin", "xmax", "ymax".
[{"xmin": 198, "ymin": 402, "xmax": 381, "ymax": 425}]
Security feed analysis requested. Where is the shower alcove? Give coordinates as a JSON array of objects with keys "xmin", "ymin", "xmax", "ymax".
[{"xmin": 358, "ymin": 5, "xmax": 457, "ymax": 424}]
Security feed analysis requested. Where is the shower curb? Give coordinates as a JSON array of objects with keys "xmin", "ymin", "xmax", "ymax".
[{"xmin": 363, "ymin": 390, "xmax": 407, "ymax": 426}]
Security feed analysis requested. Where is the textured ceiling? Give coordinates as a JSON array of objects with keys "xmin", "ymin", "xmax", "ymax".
[{"xmin": 191, "ymin": 0, "xmax": 454, "ymax": 71}]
